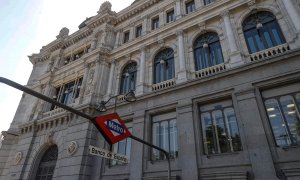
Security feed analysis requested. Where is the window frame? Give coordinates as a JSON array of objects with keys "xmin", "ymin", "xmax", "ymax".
[
  {"xmin": 123, "ymin": 31, "xmax": 130, "ymax": 43},
  {"xmin": 193, "ymin": 32, "xmax": 224, "ymax": 71},
  {"xmin": 263, "ymin": 92, "xmax": 300, "ymax": 147},
  {"xmin": 242, "ymin": 11, "xmax": 286, "ymax": 54},
  {"xmin": 153, "ymin": 48, "xmax": 175, "ymax": 84},
  {"xmin": 203, "ymin": 0, "xmax": 215, "ymax": 6},
  {"xmin": 185, "ymin": 0, "xmax": 196, "ymax": 14},
  {"xmin": 135, "ymin": 25, "xmax": 143, "ymax": 38},
  {"xmin": 151, "ymin": 112, "xmax": 178, "ymax": 161},
  {"xmin": 152, "ymin": 17, "xmax": 160, "ymax": 30},
  {"xmin": 199, "ymin": 100, "xmax": 242, "ymax": 155},
  {"xmin": 120, "ymin": 62, "xmax": 137, "ymax": 94},
  {"xmin": 51, "ymin": 77, "xmax": 83, "ymax": 110},
  {"xmin": 166, "ymin": 10, "xmax": 175, "ymax": 23}
]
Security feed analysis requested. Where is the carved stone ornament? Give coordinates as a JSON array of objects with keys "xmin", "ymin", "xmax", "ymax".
[
  {"xmin": 47, "ymin": 131, "xmax": 55, "ymax": 145},
  {"xmin": 98, "ymin": 1, "xmax": 112, "ymax": 14},
  {"xmin": 56, "ymin": 27, "xmax": 69, "ymax": 39},
  {"xmin": 67, "ymin": 141, "xmax": 78, "ymax": 155},
  {"xmin": 14, "ymin": 152, "xmax": 22, "ymax": 165}
]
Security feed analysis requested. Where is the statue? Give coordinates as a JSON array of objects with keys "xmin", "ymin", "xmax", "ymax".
[
  {"xmin": 56, "ymin": 27, "xmax": 69, "ymax": 39},
  {"xmin": 97, "ymin": 1, "xmax": 112, "ymax": 14}
]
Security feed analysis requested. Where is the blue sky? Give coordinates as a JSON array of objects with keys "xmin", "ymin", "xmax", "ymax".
[{"xmin": 0, "ymin": 0, "xmax": 134, "ymax": 134}]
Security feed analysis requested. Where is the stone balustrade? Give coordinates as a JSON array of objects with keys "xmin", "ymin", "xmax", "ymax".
[
  {"xmin": 152, "ymin": 79, "xmax": 176, "ymax": 91},
  {"xmin": 249, "ymin": 43, "xmax": 290, "ymax": 62},
  {"xmin": 43, "ymin": 108, "xmax": 66, "ymax": 118},
  {"xmin": 195, "ymin": 63, "xmax": 226, "ymax": 78}
]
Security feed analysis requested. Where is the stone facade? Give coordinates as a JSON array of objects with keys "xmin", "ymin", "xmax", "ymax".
[{"xmin": 1, "ymin": 0, "xmax": 300, "ymax": 179}]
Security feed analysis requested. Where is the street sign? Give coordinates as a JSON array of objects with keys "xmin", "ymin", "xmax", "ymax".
[
  {"xmin": 89, "ymin": 145, "xmax": 129, "ymax": 164},
  {"xmin": 95, "ymin": 113, "xmax": 131, "ymax": 144}
]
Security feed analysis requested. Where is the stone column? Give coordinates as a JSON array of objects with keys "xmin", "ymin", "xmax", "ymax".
[
  {"xmin": 91, "ymin": 37, "xmax": 98, "ymax": 50},
  {"xmin": 142, "ymin": 16, "xmax": 149, "ymax": 35},
  {"xmin": 195, "ymin": 0, "xmax": 202, "ymax": 9},
  {"xmin": 177, "ymin": 99, "xmax": 198, "ymax": 180},
  {"xmin": 159, "ymin": 11, "xmax": 165, "ymax": 27},
  {"xmin": 92, "ymin": 58, "xmax": 101, "ymax": 100},
  {"xmin": 79, "ymin": 63, "xmax": 90, "ymax": 103},
  {"xmin": 221, "ymin": 10, "xmax": 243, "ymax": 67},
  {"xmin": 42, "ymin": 81, "xmax": 52, "ymax": 112},
  {"xmin": 130, "ymin": 24, "xmax": 135, "ymax": 41},
  {"xmin": 176, "ymin": 30, "xmax": 188, "ymax": 83},
  {"xmin": 53, "ymin": 56, "xmax": 61, "ymax": 69},
  {"xmin": 105, "ymin": 60, "xmax": 115, "ymax": 97},
  {"xmin": 136, "ymin": 46, "xmax": 146, "ymax": 95},
  {"xmin": 235, "ymin": 88, "xmax": 279, "ymax": 179},
  {"xmin": 175, "ymin": 0, "xmax": 182, "ymax": 20},
  {"xmin": 114, "ymin": 31, "xmax": 120, "ymax": 48},
  {"xmin": 129, "ymin": 110, "xmax": 145, "ymax": 180},
  {"xmin": 282, "ymin": 0, "xmax": 300, "ymax": 31}
]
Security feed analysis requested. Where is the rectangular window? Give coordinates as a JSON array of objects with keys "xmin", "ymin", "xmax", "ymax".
[
  {"xmin": 123, "ymin": 31, "xmax": 130, "ymax": 43},
  {"xmin": 186, "ymin": 1, "xmax": 196, "ymax": 14},
  {"xmin": 263, "ymin": 92, "xmax": 300, "ymax": 146},
  {"xmin": 166, "ymin": 10, "xmax": 175, "ymax": 23},
  {"xmin": 111, "ymin": 127, "xmax": 132, "ymax": 166},
  {"xmin": 136, "ymin": 25, "xmax": 142, "ymax": 38},
  {"xmin": 152, "ymin": 112, "xmax": 178, "ymax": 160},
  {"xmin": 51, "ymin": 77, "xmax": 83, "ymax": 110},
  {"xmin": 204, "ymin": 0, "xmax": 215, "ymax": 5},
  {"xmin": 200, "ymin": 100, "xmax": 242, "ymax": 155},
  {"xmin": 152, "ymin": 17, "xmax": 160, "ymax": 30}
]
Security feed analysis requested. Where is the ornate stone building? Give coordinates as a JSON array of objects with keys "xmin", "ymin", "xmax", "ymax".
[{"xmin": 1, "ymin": 0, "xmax": 300, "ymax": 179}]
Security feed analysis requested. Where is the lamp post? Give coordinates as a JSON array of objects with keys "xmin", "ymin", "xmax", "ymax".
[
  {"xmin": 0, "ymin": 77, "xmax": 171, "ymax": 180},
  {"xmin": 95, "ymin": 90, "xmax": 136, "ymax": 112}
]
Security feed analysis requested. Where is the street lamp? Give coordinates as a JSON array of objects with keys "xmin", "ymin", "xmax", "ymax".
[{"xmin": 95, "ymin": 90, "xmax": 137, "ymax": 112}]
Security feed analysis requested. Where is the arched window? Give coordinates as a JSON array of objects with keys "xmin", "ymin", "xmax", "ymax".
[
  {"xmin": 120, "ymin": 62, "xmax": 137, "ymax": 94},
  {"xmin": 154, "ymin": 48, "xmax": 175, "ymax": 84},
  {"xmin": 35, "ymin": 145, "xmax": 58, "ymax": 180},
  {"xmin": 243, "ymin": 11, "xmax": 286, "ymax": 54},
  {"xmin": 193, "ymin": 32, "xmax": 224, "ymax": 71}
]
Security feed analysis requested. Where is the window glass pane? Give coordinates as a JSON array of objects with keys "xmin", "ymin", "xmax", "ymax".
[
  {"xmin": 265, "ymin": 99, "xmax": 291, "ymax": 146},
  {"xmin": 224, "ymin": 108, "xmax": 242, "ymax": 152},
  {"xmin": 152, "ymin": 122, "xmax": 160, "ymax": 160},
  {"xmin": 263, "ymin": 30, "xmax": 274, "ymax": 48},
  {"xmin": 279, "ymin": 96, "xmax": 300, "ymax": 144},
  {"xmin": 160, "ymin": 121, "xmax": 169, "ymax": 156},
  {"xmin": 201, "ymin": 112, "xmax": 216, "ymax": 154},
  {"xmin": 245, "ymin": 31, "xmax": 257, "ymax": 54},
  {"xmin": 254, "ymin": 33, "xmax": 265, "ymax": 51},
  {"xmin": 212, "ymin": 110, "xmax": 229, "ymax": 153},
  {"xmin": 152, "ymin": 114, "xmax": 177, "ymax": 160},
  {"xmin": 169, "ymin": 119, "xmax": 178, "ymax": 158},
  {"xmin": 270, "ymin": 23, "xmax": 285, "ymax": 45}
]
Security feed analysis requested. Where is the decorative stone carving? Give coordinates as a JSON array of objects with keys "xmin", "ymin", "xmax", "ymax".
[
  {"xmin": 47, "ymin": 131, "xmax": 55, "ymax": 145},
  {"xmin": 85, "ymin": 69, "xmax": 95, "ymax": 95},
  {"xmin": 14, "ymin": 152, "xmax": 22, "ymax": 165},
  {"xmin": 98, "ymin": 1, "xmax": 112, "ymax": 14},
  {"xmin": 67, "ymin": 141, "xmax": 78, "ymax": 155},
  {"xmin": 56, "ymin": 27, "xmax": 69, "ymax": 39}
]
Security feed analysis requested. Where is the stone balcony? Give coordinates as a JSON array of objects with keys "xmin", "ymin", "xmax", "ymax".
[
  {"xmin": 195, "ymin": 63, "xmax": 226, "ymax": 78},
  {"xmin": 152, "ymin": 79, "xmax": 176, "ymax": 91},
  {"xmin": 249, "ymin": 43, "xmax": 290, "ymax": 62}
]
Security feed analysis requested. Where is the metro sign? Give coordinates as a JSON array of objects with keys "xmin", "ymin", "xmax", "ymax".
[{"xmin": 95, "ymin": 113, "xmax": 131, "ymax": 144}]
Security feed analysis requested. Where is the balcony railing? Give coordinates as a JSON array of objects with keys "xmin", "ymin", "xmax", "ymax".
[
  {"xmin": 152, "ymin": 79, "xmax": 176, "ymax": 91},
  {"xmin": 195, "ymin": 63, "xmax": 226, "ymax": 78},
  {"xmin": 249, "ymin": 43, "xmax": 290, "ymax": 62},
  {"xmin": 43, "ymin": 107, "xmax": 66, "ymax": 118}
]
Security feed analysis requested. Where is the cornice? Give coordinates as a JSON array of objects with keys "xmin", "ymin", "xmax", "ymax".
[{"xmin": 116, "ymin": 0, "xmax": 162, "ymax": 24}]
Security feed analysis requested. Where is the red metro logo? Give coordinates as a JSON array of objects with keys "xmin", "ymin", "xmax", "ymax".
[{"xmin": 95, "ymin": 113, "xmax": 131, "ymax": 144}]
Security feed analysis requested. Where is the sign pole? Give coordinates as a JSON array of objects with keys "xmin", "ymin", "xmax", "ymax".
[{"xmin": 0, "ymin": 77, "xmax": 171, "ymax": 180}]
